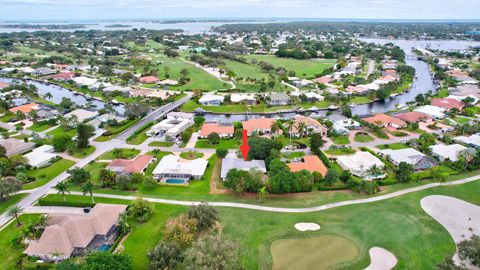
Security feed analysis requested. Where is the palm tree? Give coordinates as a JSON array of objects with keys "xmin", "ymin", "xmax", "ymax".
[
  {"xmin": 44, "ymin": 92, "xmax": 53, "ymax": 99},
  {"xmin": 367, "ymin": 164, "xmax": 384, "ymax": 178},
  {"xmin": 285, "ymin": 119, "xmax": 295, "ymax": 142},
  {"xmin": 7, "ymin": 205, "xmax": 23, "ymax": 226},
  {"xmin": 81, "ymin": 181, "xmax": 95, "ymax": 203},
  {"xmin": 297, "ymin": 122, "xmax": 307, "ymax": 138},
  {"xmin": 113, "ymin": 148, "xmax": 124, "ymax": 159},
  {"xmin": 55, "ymin": 182, "xmax": 70, "ymax": 202},
  {"xmin": 270, "ymin": 121, "xmax": 280, "ymax": 136}
]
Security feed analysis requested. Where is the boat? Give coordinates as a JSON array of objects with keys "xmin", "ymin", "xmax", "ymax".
[
  {"xmin": 111, "ymin": 99, "xmax": 120, "ymax": 104},
  {"xmin": 85, "ymin": 94, "xmax": 93, "ymax": 100},
  {"xmin": 348, "ymin": 103, "xmax": 356, "ymax": 107},
  {"xmin": 328, "ymin": 105, "xmax": 339, "ymax": 110}
]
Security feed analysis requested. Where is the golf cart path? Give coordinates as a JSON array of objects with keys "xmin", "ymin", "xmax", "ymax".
[
  {"xmin": 61, "ymin": 175, "xmax": 480, "ymax": 213},
  {"xmin": 421, "ymin": 195, "xmax": 480, "ymax": 269},
  {"xmin": 363, "ymin": 247, "xmax": 397, "ymax": 270}
]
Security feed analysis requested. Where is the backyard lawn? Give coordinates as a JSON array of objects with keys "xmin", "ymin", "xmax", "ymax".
[
  {"xmin": 27, "ymin": 121, "xmax": 56, "ymax": 132},
  {"xmin": 324, "ymin": 146, "xmax": 356, "ymax": 156},
  {"xmin": 180, "ymin": 100, "xmax": 295, "ymax": 114},
  {"xmin": 25, "ymin": 158, "xmax": 75, "ymax": 190}
]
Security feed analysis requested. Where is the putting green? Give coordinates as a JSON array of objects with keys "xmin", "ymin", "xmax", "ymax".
[{"xmin": 271, "ymin": 235, "xmax": 359, "ymax": 270}]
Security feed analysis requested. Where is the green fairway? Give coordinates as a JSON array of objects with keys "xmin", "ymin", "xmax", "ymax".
[
  {"xmin": 25, "ymin": 158, "xmax": 75, "ymax": 189},
  {"xmin": 271, "ymin": 235, "xmax": 359, "ymax": 270}
]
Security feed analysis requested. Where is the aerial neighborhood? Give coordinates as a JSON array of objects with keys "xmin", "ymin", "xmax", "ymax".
[{"xmin": 0, "ymin": 18, "xmax": 479, "ymax": 270}]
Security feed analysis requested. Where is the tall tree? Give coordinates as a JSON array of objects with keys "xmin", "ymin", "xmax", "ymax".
[
  {"xmin": 55, "ymin": 181, "xmax": 70, "ymax": 202},
  {"xmin": 81, "ymin": 181, "xmax": 95, "ymax": 203},
  {"xmin": 7, "ymin": 205, "xmax": 23, "ymax": 226}
]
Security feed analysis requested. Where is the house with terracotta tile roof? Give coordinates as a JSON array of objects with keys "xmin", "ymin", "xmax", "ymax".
[
  {"xmin": 345, "ymin": 85, "xmax": 369, "ymax": 94},
  {"xmin": 242, "ymin": 118, "xmax": 277, "ymax": 136},
  {"xmin": 24, "ymin": 203, "xmax": 127, "ymax": 261},
  {"xmin": 290, "ymin": 115, "xmax": 327, "ymax": 137},
  {"xmin": 313, "ymin": 76, "xmax": 333, "ymax": 84},
  {"xmin": 199, "ymin": 123, "xmax": 234, "ymax": 138},
  {"xmin": 363, "ymin": 113, "xmax": 406, "ymax": 129},
  {"xmin": 139, "ymin": 76, "xmax": 160, "ymax": 84},
  {"xmin": 0, "ymin": 81, "xmax": 10, "ymax": 89},
  {"xmin": 287, "ymin": 155, "xmax": 328, "ymax": 176},
  {"xmin": 9, "ymin": 103, "xmax": 39, "ymax": 114},
  {"xmin": 106, "ymin": 155, "xmax": 154, "ymax": 174},
  {"xmin": 45, "ymin": 71, "xmax": 75, "ymax": 81},
  {"xmin": 431, "ymin": 98, "xmax": 464, "ymax": 111},
  {"xmin": 393, "ymin": 111, "xmax": 432, "ymax": 123}
]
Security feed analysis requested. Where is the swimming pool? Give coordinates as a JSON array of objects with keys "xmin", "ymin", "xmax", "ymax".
[
  {"xmin": 98, "ymin": 244, "xmax": 111, "ymax": 252},
  {"xmin": 165, "ymin": 179, "xmax": 187, "ymax": 184}
]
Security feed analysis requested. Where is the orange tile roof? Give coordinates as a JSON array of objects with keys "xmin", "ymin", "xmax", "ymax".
[
  {"xmin": 242, "ymin": 118, "xmax": 276, "ymax": 133},
  {"xmin": 9, "ymin": 103, "xmax": 39, "ymax": 113},
  {"xmin": 363, "ymin": 113, "xmax": 406, "ymax": 127},
  {"xmin": 0, "ymin": 82, "xmax": 10, "ymax": 89},
  {"xmin": 394, "ymin": 112, "xmax": 432, "ymax": 123},
  {"xmin": 108, "ymin": 155, "xmax": 154, "ymax": 174},
  {"xmin": 287, "ymin": 155, "xmax": 328, "ymax": 176},
  {"xmin": 313, "ymin": 76, "xmax": 333, "ymax": 84},
  {"xmin": 139, "ymin": 76, "xmax": 159, "ymax": 84},
  {"xmin": 200, "ymin": 123, "xmax": 234, "ymax": 137},
  {"xmin": 431, "ymin": 98, "xmax": 464, "ymax": 110}
]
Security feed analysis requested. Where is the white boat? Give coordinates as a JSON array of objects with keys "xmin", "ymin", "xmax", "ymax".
[
  {"xmin": 348, "ymin": 103, "xmax": 356, "ymax": 107},
  {"xmin": 328, "ymin": 105, "xmax": 339, "ymax": 110}
]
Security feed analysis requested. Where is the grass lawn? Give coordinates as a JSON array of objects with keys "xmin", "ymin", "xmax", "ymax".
[
  {"xmin": 148, "ymin": 141, "xmax": 174, "ymax": 147},
  {"xmin": 324, "ymin": 146, "xmax": 356, "ymax": 156},
  {"xmin": 47, "ymin": 126, "xmax": 76, "ymax": 137},
  {"xmin": 331, "ymin": 135, "xmax": 350, "ymax": 145},
  {"xmin": 390, "ymin": 130, "xmax": 409, "ymax": 137},
  {"xmin": 180, "ymin": 100, "xmax": 294, "ymax": 114},
  {"xmin": 24, "ymin": 158, "xmax": 75, "ymax": 190},
  {"xmin": 453, "ymin": 116, "xmax": 471, "ymax": 124},
  {"xmin": 376, "ymin": 142, "xmax": 410, "ymax": 150},
  {"xmin": 69, "ymin": 145, "xmax": 95, "ymax": 158},
  {"xmin": 94, "ymin": 119, "xmax": 140, "ymax": 142},
  {"xmin": 0, "ymin": 214, "xmax": 41, "ymax": 270},
  {"xmin": 27, "ymin": 121, "xmax": 55, "ymax": 132},
  {"xmin": 0, "ymin": 194, "xmax": 27, "ymax": 214},
  {"xmin": 282, "ymin": 152, "xmax": 305, "ymax": 160},
  {"xmin": 179, "ymin": 151, "xmax": 204, "ymax": 160},
  {"xmin": 350, "ymin": 96, "xmax": 373, "ymax": 104},
  {"xmin": 271, "ymin": 235, "xmax": 359, "ymax": 270},
  {"xmin": 98, "ymin": 148, "xmax": 140, "ymax": 160},
  {"xmin": 195, "ymin": 139, "xmax": 240, "ymax": 149},
  {"xmin": 354, "ymin": 133, "xmax": 374, "ymax": 143},
  {"xmin": 127, "ymin": 122, "xmax": 153, "ymax": 145}
]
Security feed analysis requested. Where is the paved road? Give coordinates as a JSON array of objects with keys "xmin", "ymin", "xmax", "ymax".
[
  {"xmin": 62, "ymin": 175, "xmax": 479, "ymax": 213},
  {"xmin": 116, "ymin": 93, "xmax": 192, "ymax": 140},
  {"xmin": 366, "ymin": 59, "xmax": 375, "ymax": 79}
]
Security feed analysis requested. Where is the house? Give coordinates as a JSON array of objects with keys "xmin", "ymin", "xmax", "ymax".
[
  {"xmin": 103, "ymin": 86, "xmax": 133, "ymax": 94},
  {"xmin": 199, "ymin": 123, "xmax": 234, "ymax": 138},
  {"xmin": 336, "ymin": 151, "xmax": 386, "ymax": 180},
  {"xmin": 268, "ymin": 93, "xmax": 290, "ymax": 106},
  {"xmin": 0, "ymin": 82, "xmax": 10, "ymax": 89},
  {"xmin": 36, "ymin": 108, "xmax": 58, "ymax": 121},
  {"xmin": 147, "ymin": 112, "xmax": 194, "ymax": 138},
  {"xmin": 242, "ymin": 118, "xmax": 277, "ymax": 136},
  {"xmin": 447, "ymin": 95, "xmax": 479, "ymax": 105},
  {"xmin": 220, "ymin": 157, "xmax": 266, "ymax": 179},
  {"xmin": 24, "ymin": 203, "xmax": 127, "ymax": 261},
  {"xmin": 9, "ymin": 103, "xmax": 39, "ymax": 114},
  {"xmin": 152, "ymin": 154, "xmax": 208, "ymax": 181},
  {"xmin": 431, "ymin": 98, "xmax": 464, "ymax": 111},
  {"xmin": 313, "ymin": 76, "xmax": 333, "ymax": 84},
  {"xmin": 292, "ymin": 79, "xmax": 314, "ymax": 88},
  {"xmin": 65, "ymin": 109, "xmax": 99, "ymax": 123},
  {"xmin": 139, "ymin": 76, "xmax": 160, "ymax": 84},
  {"xmin": 329, "ymin": 115, "xmax": 361, "ymax": 135},
  {"xmin": 106, "ymin": 155, "xmax": 154, "ymax": 174},
  {"xmin": 414, "ymin": 105, "xmax": 446, "ymax": 119},
  {"xmin": 32, "ymin": 68, "xmax": 56, "ymax": 76},
  {"xmin": 24, "ymin": 145, "xmax": 57, "ymax": 167},
  {"xmin": 291, "ymin": 115, "xmax": 327, "ymax": 137},
  {"xmin": 230, "ymin": 93, "xmax": 256, "ymax": 104},
  {"xmin": 287, "ymin": 155, "xmax": 328, "ymax": 176},
  {"xmin": 198, "ymin": 94, "xmax": 225, "ymax": 106},
  {"xmin": 302, "ymin": 92, "xmax": 324, "ymax": 102},
  {"xmin": 363, "ymin": 113, "xmax": 406, "ymax": 129},
  {"xmin": 449, "ymin": 85, "xmax": 480, "ymax": 99},
  {"xmin": 393, "ymin": 112, "xmax": 432, "ymax": 124},
  {"xmin": 454, "ymin": 134, "xmax": 480, "ymax": 149},
  {"xmin": 45, "ymin": 72, "xmax": 75, "ymax": 81},
  {"xmin": 345, "ymin": 85, "xmax": 369, "ymax": 94},
  {"xmin": 73, "ymin": 76, "xmax": 98, "ymax": 87},
  {"xmin": 429, "ymin": 144, "xmax": 470, "ymax": 162},
  {"xmin": 379, "ymin": 148, "xmax": 436, "ymax": 170},
  {"xmin": 0, "ymin": 138, "xmax": 35, "ymax": 157},
  {"xmin": 158, "ymin": 79, "xmax": 178, "ymax": 86}
]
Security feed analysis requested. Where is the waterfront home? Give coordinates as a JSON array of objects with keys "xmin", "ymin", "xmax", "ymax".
[
  {"xmin": 328, "ymin": 115, "xmax": 361, "ymax": 135},
  {"xmin": 449, "ymin": 85, "xmax": 480, "ymax": 99},
  {"xmin": 147, "ymin": 112, "xmax": 194, "ymax": 138},
  {"xmin": 363, "ymin": 113, "xmax": 406, "ymax": 129},
  {"xmin": 287, "ymin": 155, "xmax": 328, "ymax": 176},
  {"xmin": 379, "ymin": 148, "xmax": 436, "ymax": 170},
  {"xmin": 153, "ymin": 154, "xmax": 208, "ymax": 181},
  {"xmin": 199, "ymin": 123, "xmax": 234, "ymax": 138},
  {"xmin": 44, "ymin": 72, "xmax": 75, "ymax": 81},
  {"xmin": 106, "ymin": 155, "xmax": 154, "ymax": 175},
  {"xmin": 31, "ymin": 68, "xmax": 56, "ymax": 76},
  {"xmin": 291, "ymin": 115, "xmax": 327, "ymax": 137},
  {"xmin": 268, "ymin": 93, "xmax": 290, "ymax": 106},
  {"xmin": 431, "ymin": 98, "xmax": 464, "ymax": 111},
  {"xmin": 24, "ymin": 203, "xmax": 127, "ymax": 262},
  {"xmin": 9, "ymin": 103, "xmax": 39, "ymax": 114},
  {"xmin": 220, "ymin": 157, "xmax": 266, "ymax": 179},
  {"xmin": 242, "ymin": 118, "xmax": 278, "ymax": 136},
  {"xmin": 429, "ymin": 144, "xmax": 471, "ymax": 162},
  {"xmin": 0, "ymin": 138, "xmax": 35, "ymax": 157},
  {"xmin": 198, "ymin": 94, "xmax": 225, "ymax": 106},
  {"xmin": 65, "ymin": 109, "xmax": 99, "ymax": 123},
  {"xmin": 230, "ymin": 93, "xmax": 256, "ymax": 104},
  {"xmin": 414, "ymin": 105, "xmax": 446, "ymax": 119},
  {"xmin": 393, "ymin": 111, "xmax": 432, "ymax": 124},
  {"xmin": 73, "ymin": 76, "xmax": 98, "ymax": 87},
  {"xmin": 345, "ymin": 85, "xmax": 369, "ymax": 94},
  {"xmin": 337, "ymin": 151, "xmax": 386, "ymax": 180}
]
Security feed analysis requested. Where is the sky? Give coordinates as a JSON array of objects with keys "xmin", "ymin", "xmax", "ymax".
[{"xmin": 0, "ymin": 0, "xmax": 479, "ymax": 21}]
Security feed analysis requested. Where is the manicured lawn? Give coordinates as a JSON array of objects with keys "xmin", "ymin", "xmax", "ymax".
[
  {"xmin": 27, "ymin": 121, "xmax": 55, "ymax": 132},
  {"xmin": 376, "ymin": 142, "xmax": 410, "ymax": 150},
  {"xmin": 94, "ymin": 119, "xmax": 140, "ymax": 142},
  {"xmin": 0, "ymin": 214, "xmax": 41, "ymax": 270},
  {"xmin": 350, "ymin": 96, "xmax": 373, "ymax": 104},
  {"xmin": 390, "ymin": 130, "xmax": 408, "ymax": 137},
  {"xmin": 179, "ymin": 151, "xmax": 204, "ymax": 160},
  {"xmin": 195, "ymin": 139, "xmax": 240, "ymax": 149},
  {"xmin": 453, "ymin": 116, "xmax": 471, "ymax": 124},
  {"xmin": 324, "ymin": 146, "xmax": 356, "ymax": 156},
  {"xmin": 98, "ymin": 148, "xmax": 140, "ymax": 160},
  {"xmin": 69, "ymin": 145, "xmax": 95, "ymax": 158},
  {"xmin": 47, "ymin": 126, "xmax": 76, "ymax": 137},
  {"xmin": 282, "ymin": 152, "xmax": 305, "ymax": 160},
  {"xmin": 148, "ymin": 141, "xmax": 174, "ymax": 147},
  {"xmin": 0, "ymin": 194, "xmax": 27, "ymax": 214},
  {"xmin": 271, "ymin": 235, "xmax": 359, "ymax": 270},
  {"xmin": 127, "ymin": 122, "xmax": 153, "ymax": 145},
  {"xmin": 180, "ymin": 100, "xmax": 295, "ymax": 113},
  {"xmin": 354, "ymin": 132, "xmax": 374, "ymax": 143},
  {"xmin": 25, "ymin": 158, "xmax": 75, "ymax": 190},
  {"xmin": 331, "ymin": 135, "xmax": 350, "ymax": 145},
  {"xmin": 83, "ymin": 162, "xmax": 108, "ymax": 183}
]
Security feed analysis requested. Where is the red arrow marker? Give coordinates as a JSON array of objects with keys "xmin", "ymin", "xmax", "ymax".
[{"xmin": 240, "ymin": 129, "xmax": 250, "ymax": 161}]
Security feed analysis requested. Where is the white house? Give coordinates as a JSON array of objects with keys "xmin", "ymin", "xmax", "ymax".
[
  {"xmin": 65, "ymin": 109, "xmax": 99, "ymax": 123},
  {"xmin": 24, "ymin": 145, "xmax": 56, "ymax": 167},
  {"xmin": 414, "ymin": 105, "xmax": 446, "ymax": 119},
  {"xmin": 429, "ymin": 144, "xmax": 470, "ymax": 162},
  {"xmin": 230, "ymin": 93, "xmax": 256, "ymax": 104},
  {"xmin": 336, "ymin": 151, "xmax": 386, "ymax": 180},
  {"xmin": 147, "ymin": 112, "xmax": 194, "ymax": 138},
  {"xmin": 152, "ymin": 155, "xmax": 208, "ymax": 181},
  {"xmin": 378, "ymin": 148, "xmax": 436, "ymax": 170},
  {"xmin": 198, "ymin": 94, "xmax": 224, "ymax": 106},
  {"xmin": 220, "ymin": 157, "xmax": 267, "ymax": 179},
  {"xmin": 453, "ymin": 134, "xmax": 480, "ymax": 149}
]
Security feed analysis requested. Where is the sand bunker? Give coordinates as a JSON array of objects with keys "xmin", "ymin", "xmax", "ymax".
[
  {"xmin": 295, "ymin": 222, "xmax": 321, "ymax": 231},
  {"xmin": 421, "ymin": 195, "xmax": 480, "ymax": 268},
  {"xmin": 363, "ymin": 247, "xmax": 397, "ymax": 270}
]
